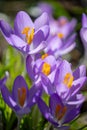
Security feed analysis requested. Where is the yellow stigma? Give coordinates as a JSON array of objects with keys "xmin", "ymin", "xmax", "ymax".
[
  {"xmin": 22, "ymin": 27, "xmax": 34, "ymax": 44},
  {"xmin": 55, "ymin": 105, "xmax": 67, "ymax": 120},
  {"xmin": 41, "ymin": 53, "xmax": 48, "ymax": 60},
  {"xmin": 57, "ymin": 33, "xmax": 64, "ymax": 38},
  {"xmin": 63, "ymin": 73, "xmax": 74, "ymax": 88},
  {"xmin": 42, "ymin": 62, "xmax": 51, "ymax": 76},
  {"xmin": 18, "ymin": 87, "xmax": 26, "ymax": 107}
]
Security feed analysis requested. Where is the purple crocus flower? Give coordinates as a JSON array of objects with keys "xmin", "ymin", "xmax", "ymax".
[
  {"xmin": 26, "ymin": 54, "xmax": 62, "ymax": 91},
  {"xmin": 1, "ymin": 75, "xmax": 39, "ymax": 116},
  {"xmin": 37, "ymin": 93, "xmax": 83, "ymax": 128},
  {"xmin": 41, "ymin": 60, "xmax": 87, "ymax": 98},
  {"xmin": 45, "ymin": 33, "xmax": 76, "ymax": 58},
  {"xmin": 49, "ymin": 17, "xmax": 77, "ymax": 37},
  {"xmin": 0, "ymin": 11, "xmax": 49, "ymax": 55}
]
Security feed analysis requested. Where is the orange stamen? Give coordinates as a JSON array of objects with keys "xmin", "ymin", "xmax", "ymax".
[
  {"xmin": 42, "ymin": 62, "xmax": 51, "ymax": 76},
  {"xmin": 55, "ymin": 105, "xmax": 67, "ymax": 121},
  {"xmin": 57, "ymin": 33, "xmax": 64, "ymax": 38},
  {"xmin": 41, "ymin": 53, "xmax": 48, "ymax": 60},
  {"xmin": 63, "ymin": 73, "xmax": 74, "ymax": 88},
  {"xmin": 22, "ymin": 27, "xmax": 34, "ymax": 44},
  {"xmin": 18, "ymin": 87, "xmax": 26, "ymax": 107}
]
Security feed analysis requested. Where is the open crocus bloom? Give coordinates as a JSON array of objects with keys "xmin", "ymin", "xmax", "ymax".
[
  {"xmin": 44, "ymin": 33, "xmax": 76, "ymax": 58},
  {"xmin": 1, "ymin": 75, "xmax": 38, "ymax": 116},
  {"xmin": 37, "ymin": 93, "xmax": 83, "ymax": 128},
  {"xmin": 0, "ymin": 11, "xmax": 49, "ymax": 55},
  {"xmin": 26, "ymin": 54, "xmax": 62, "ymax": 91},
  {"xmin": 40, "ymin": 59, "xmax": 87, "ymax": 98},
  {"xmin": 49, "ymin": 17, "xmax": 77, "ymax": 37}
]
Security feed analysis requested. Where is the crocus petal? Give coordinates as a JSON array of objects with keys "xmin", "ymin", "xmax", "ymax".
[
  {"xmin": 49, "ymin": 93, "xmax": 64, "ymax": 116},
  {"xmin": 1, "ymin": 85, "xmax": 15, "ymax": 108},
  {"xmin": 37, "ymin": 97, "xmax": 58, "ymax": 126},
  {"xmin": 46, "ymin": 36, "xmax": 62, "ymax": 53},
  {"xmin": 67, "ymin": 94, "xmax": 85, "ymax": 105},
  {"xmin": 55, "ymin": 42, "xmax": 76, "ymax": 56},
  {"xmin": 12, "ymin": 75, "xmax": 29, "ymax": 103},
  {"xmin": 73, "ymin": 65, "xmax": 86, "ymax": 80},
  {"xmin": 26, "ymin": 55, "xmax": 35, "ymax": 80},
  {"xmin": 9, "ymin": 34, "xmax": 30, "ymax": 53},
  {"xmin": 70, "ymin": 77, "xmax": 87, "ymax": 97},
  {"xmin": 55, "ymin": 34, "xmax": 76, "ymax": 56},
  {"xmin": 69, "ymin": 18, "xmax": 77, "ymax": 33},
  {"xmin": 14, "ymin": 11, "xmax": 34, "ymax": 40},
  {"xmin": 29, "ymin": 41, "xmax": 46, "ymax": 54},
  {"xmin": 0, "ymin": 20, "xmax": 14, "ymax": 45},
  {"xmin": 38, "ymin": 25, "xmax": 49, "ymax": 40},
  {"xmin": 54, "ymin": 60, "xmax": 72, "ymax": 84},
  {"xmin": 28, "ymin": 84, "xmax": 42, "ymax": 105},
  {"xmin": 63, "ymin": 106, "xmax": 80, "ymax": 124},
  {"xmin": 41, "ymin": 73, "xmax": 55, "ymax": 94},
  {"xmin": 34, "ymin": 12, "xmax": 49, "ymax": 31},
  {"xmin": 33, "ymin": 29, "xmax": 45, "ymax": 48},
  {"xmin": 82, "ymin": 13, "xmax": 87, "ymax": 28},
  {"xmin": 80, "ymin": 28, "xmax": 87, "ymax": 48}
]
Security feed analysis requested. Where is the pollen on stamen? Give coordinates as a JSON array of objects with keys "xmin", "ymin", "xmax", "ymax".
[
  {"xmin": 41, "ymin": 53, "xmax": 48, "ymax": 60},
  {"xmin": 18, "ymin": 87, "xmax": 27, "ymax": 107},
  {"xmin": 63, "ymin": 73, "xmax": 74, "ymax": 88},
  {"xmin": 42, "ymin": 62, "xmax": 51, "ymax": 76},
  {"xmin": 57, "ymin": 33, "xmax": 64, "ymax": 39},
  {"xmin": 55, "ymin": 105, "xmax": 67, "ymax": 121},
  {"xmin": 22, "ymin": 27, "xmax": 34, "ymax": 45}
]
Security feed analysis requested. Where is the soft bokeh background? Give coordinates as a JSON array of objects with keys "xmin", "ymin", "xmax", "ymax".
[{"xmin": 0, "ymin": 0, "xmax": 87, "ymax": 130}]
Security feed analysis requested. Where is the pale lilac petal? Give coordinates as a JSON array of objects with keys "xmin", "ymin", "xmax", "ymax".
[
  {"xmin": 82, "ymin": 13, "xmax": 87, "ymax": 28},
  {"xmin": 80, "ymin": 28, "xmax": 87, "ymax": 48},
  {"xmin": 14, "ymin": 11, "xmax": 34, "ymax": 40},
  {"xmin": 34, "ymin": 12, "xmax": 49, "ymax": 31},
  {"xmin": 9, "ymin": 34, "xmax": 30, "ymax": 53}
]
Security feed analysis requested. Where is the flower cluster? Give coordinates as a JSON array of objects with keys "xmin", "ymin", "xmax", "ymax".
[{"xmin": 0, "ymin": 8, "xmax": 87, "ymax": 129}]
